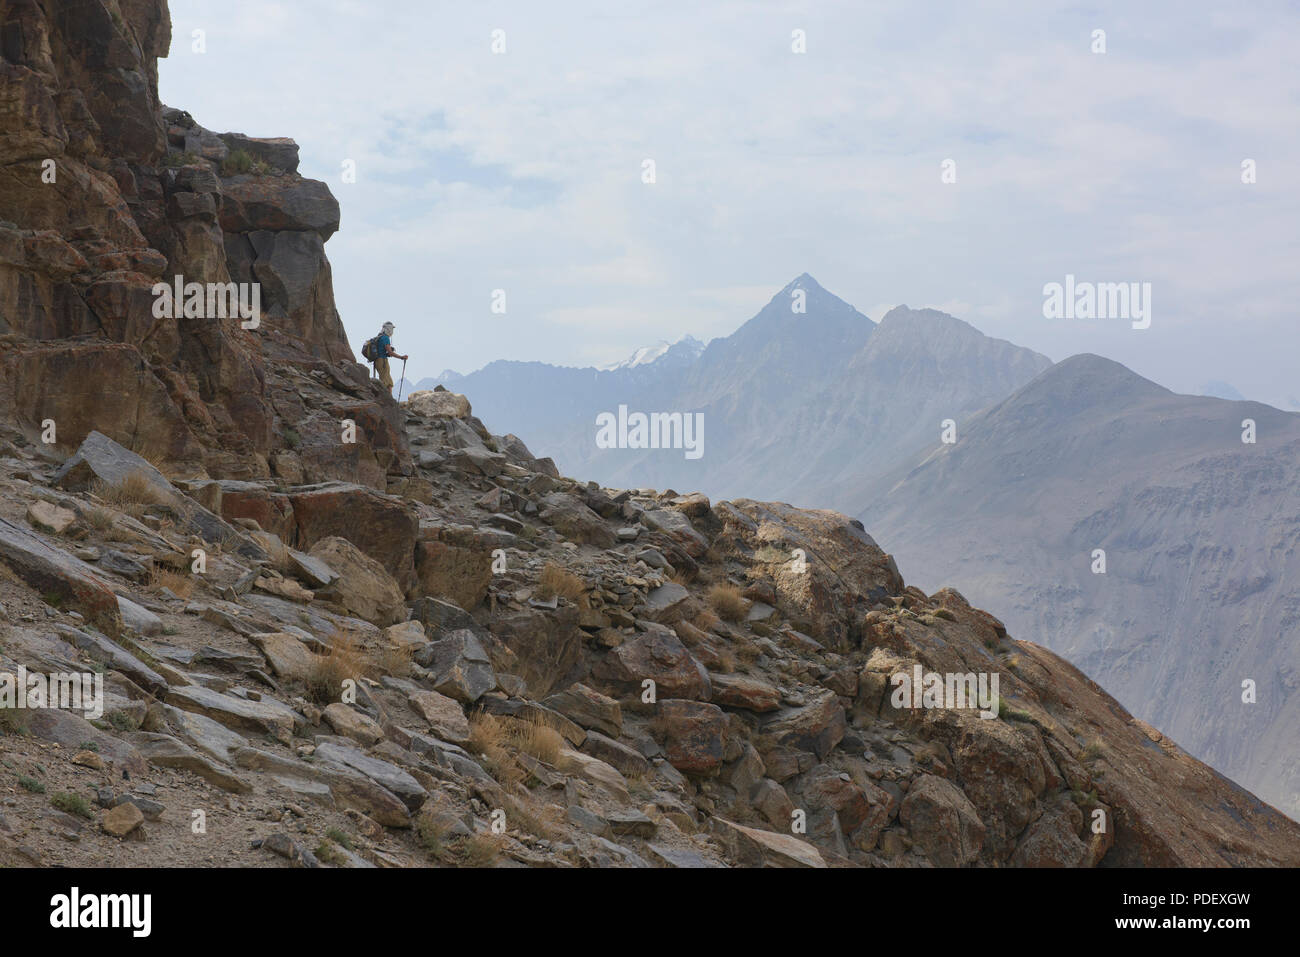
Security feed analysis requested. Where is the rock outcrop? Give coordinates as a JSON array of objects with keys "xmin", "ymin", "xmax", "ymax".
[{"xmin": 0, "ymin": 0, "xmax": 406, "ymax": 487}]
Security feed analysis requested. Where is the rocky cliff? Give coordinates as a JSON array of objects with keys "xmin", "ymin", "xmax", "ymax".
[
  {"xmin": 0, "ymin": 0, "xmax": 406, "ymax": 486},
  {"xmin": 1, "ymin": 1, "xmax": 1297, "ymax": 869}
]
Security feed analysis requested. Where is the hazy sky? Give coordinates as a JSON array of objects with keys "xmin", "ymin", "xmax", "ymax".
[{"xmin": 160, "ymin": 1, "xmax": 1300, "ymax": 407}]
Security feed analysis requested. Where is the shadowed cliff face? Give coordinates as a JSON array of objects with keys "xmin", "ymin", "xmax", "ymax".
[{"xmin": 0, "ymin": 0, "xmax": 406, "ymax": 487}]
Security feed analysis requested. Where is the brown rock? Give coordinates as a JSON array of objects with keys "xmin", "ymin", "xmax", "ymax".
[
  {"xmin": 899, "ymin": 774, "xmax": 985, "ymax": 867},
  {"xmin": 322, "ymin": 703, "xmax": 384, "ymax": 747},
  {"xmin": 290, "ymin": 485, "xmax": 418, "ymax": 593},
  {"xmin": 309, "ymin": 536, "xmax": 406, "ymax": 626},
  {"xmin": 709, "ymin": 672, "xmax": 782, "ymax": 712},
  {"xmin": 656, "ymin": 699, "xmax": 727, "ymax": 774},
  {"xmin": 101, "ymin": 802, "xmax": 144, "ymax": 838},
  {"xmin": 593, "ymin": 625, "xmax": 711, "ymax": 701}
]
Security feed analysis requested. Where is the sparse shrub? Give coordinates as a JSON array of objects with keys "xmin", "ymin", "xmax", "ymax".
[
  {"xmin": 149, "ymin": 565, "xmax": 195, "ymax": 599},
  {"xmin": 128, "ymin": 438, "xmax": 171, "ymax": 471},
  {"xmin": 415, "ymin": 813, "xmax": 449, "ymax": 856},
  {"xmin": 1001, "ymin": 701, "xmax": 1035, "ymax": 723},
  {"xmin": 1081, "ymin": 741, "xmax": 1105, "ymax": 763},
  {"xmin": 535, "ymin": 563, "xmax": 585, "ymax": 602},
  {"xmin": 513, "ymin": 715, "xmax": 563, "ymax": 765},
  {"xmin": 467, "ymin": 712, "xmax": 524, "ymax": 789},
  {"xmin": 160, "ymin": 151, "xmax": 199, "ymax": 169},
  {"xmin": 932, "ymin": 607, "xmax": 957, "ymax": 622},
  {"xmin": 94, "ymin": 471, "xmax": 165, "ymax": 510},
  {"xmin": 18, "ymin": 775, "xmax": 44, "ymax": 794},
  {"xmin": 51, "ymin": 791, "xmax": 94, "ymax": 819},
  {"xmin": 314, "ymin": 841, "xmax": 347, "ymax": 866},
  {"xmin": 84, "ymin": 507, "xmax": 116, "ymax": 532},
  {"xmin": 221, "ymin": 149, "xmax": 253, "ymax": 176},
  {"xmin": 282, "ymin": 427, "xmax": 301, "ymax": 450},
  {"xmin": 693, "ymin": 608, "xmax": 721, "ymax": 633},
  {"xmin": 324, "ymin": 826, "xmax": 353, "ymax": 850},
  {"xmin": 250, "ymin": 158, "xmax": 272, "ymax": 175},
  {"xmin": 306, "ymin": 633, "xmax": 366, "ymax": 704},
  {"xmin": 708, "ymin": 583, "xmax": 749, "ymax": 622},
  {"xmin": 445, "ymin": 832, "xmax": 503, "ymax": 867},
  {"xmin": 106, "ymin": 711, "xmax": 140, "ymax": 732}
]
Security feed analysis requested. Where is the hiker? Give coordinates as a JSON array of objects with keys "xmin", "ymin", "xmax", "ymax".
[{"xmin": 363, "ymin": 321, "xmax": 409, "ymax": 395}]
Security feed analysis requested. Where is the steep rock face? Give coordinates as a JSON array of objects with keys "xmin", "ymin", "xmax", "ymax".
[{"xmin": 0, "ymin": 0, "xmax": 404, "ymax": 486}]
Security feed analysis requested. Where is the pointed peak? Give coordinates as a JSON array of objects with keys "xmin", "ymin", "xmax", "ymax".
[{"xmin": 783, "ymin": 272, "xmax": 823, "ymax": 291}]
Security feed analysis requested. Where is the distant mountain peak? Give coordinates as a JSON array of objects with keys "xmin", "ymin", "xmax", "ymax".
[
  {"xmin": 1199, "ymin": 380, "xmax": 1246, "ymax": 402},
  {"xmin": 597, "ymin": 334, "xmax": 705, "ymax": 372}
]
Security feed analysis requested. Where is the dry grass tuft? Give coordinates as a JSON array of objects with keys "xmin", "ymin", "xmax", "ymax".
[
  {"xmin": 94, "ymin": 471, "xmax": 166, "ymax": 511},
  {"xmin": 149, "ymin": 565, "xmax": 195, "ymax": 599},
  {"xmin": 693, "ymin": 608, "xmax": 721, "ymax": 633},
  {"xmin": 534, "ymin": 563, "xmax": 586, "ymax": 602},
  {"xmin": 467, "ymin": 712, "xmax": 525, "ymax": 789},
  {"xmin": 379, "ymin": 641, "xmax": 414, "ymax": 678},
  {"xmin": 446, "ymin": 831, "xmax": 504, "ymax": 867},
  {"xmin": 513, "ymin": 715, "xmax": 564, "ymax": 765},
  {"xmin": 128, "ymin": 438, "xmax": 171, "ymax": 472},
  {"xmin": 306, "ymin": 632, "xmax": 368, "ymax": 704},
  {"xmin": 708, "ymin": 583, "xmax": 749, "ymax": 622},
  {"xmin": 84, "ymin": 507, "xmax": 116, "ymax": 532}
]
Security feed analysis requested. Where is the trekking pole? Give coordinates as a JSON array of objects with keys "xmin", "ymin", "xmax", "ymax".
[{"xmin": 398, "ymin": 357, "xmax": 407, "ymax": 401}]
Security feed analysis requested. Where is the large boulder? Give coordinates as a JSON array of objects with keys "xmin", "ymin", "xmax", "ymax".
[
  {"xmin": 53, "ymin": 431, "xmax": 257, "ymax": 556},
  {"xmin": 592, "ymin": 624, "xmax": 711, "ymax": 701},
  {"xmin": 755, "ymin": 689, "xmax": 846, "ymax": 761},
  {"xmin": 309, "ymin": 536, "xmax": 406, "ymax": 626},
  {"xmin": 899, "ymin": 774, "xmax": 986, "ymax": 867},
  {"xmin": 0, "ymin": 518, "xmax": 122, "ymax": 635},
  {"xmin": 656, "ymin": 699, "xmax": 728, "ymax": 774},
  {"xmin": 219, "ymin": 177, "xmax": 339, "ymax": 239},
  {"xmin": 412, "ymin": 629, "xmax": 497, "ymax": 704},
  {"xmin": 214, "ymin": 481, "xmax": 295, "ymax": 540},
  {"xmin": 539, "ymin": 492, "xmax": 617, "ymax": 548},
  {"xmin": 287, "ymin": 483, "xmax": 418, "ymax": 592},
  {"xmin": 711, "ymin": 818, "xmax": 826, "ymax": 868},
  {"xmin": 543, "ymin": 683, "xmax": 623, "ymax": 738},
  {"xmin": 407, "ymin": 390, "xmax": 471, "ymax": 418}
]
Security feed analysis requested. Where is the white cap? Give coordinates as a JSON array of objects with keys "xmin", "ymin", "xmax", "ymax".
[{"xmin": 382, "ymin": 322, "xmax": 395, "ymax": 333}]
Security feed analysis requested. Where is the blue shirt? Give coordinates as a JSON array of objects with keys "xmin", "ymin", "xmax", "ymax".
[{"xmin": 375, "ymin": 333, "xmax": 391, "ymax": 359}]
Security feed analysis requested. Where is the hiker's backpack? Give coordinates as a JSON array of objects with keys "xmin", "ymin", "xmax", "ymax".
[{"xmin": 361, "ymin": 336, "xmax": 378, "ymax": 362}]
